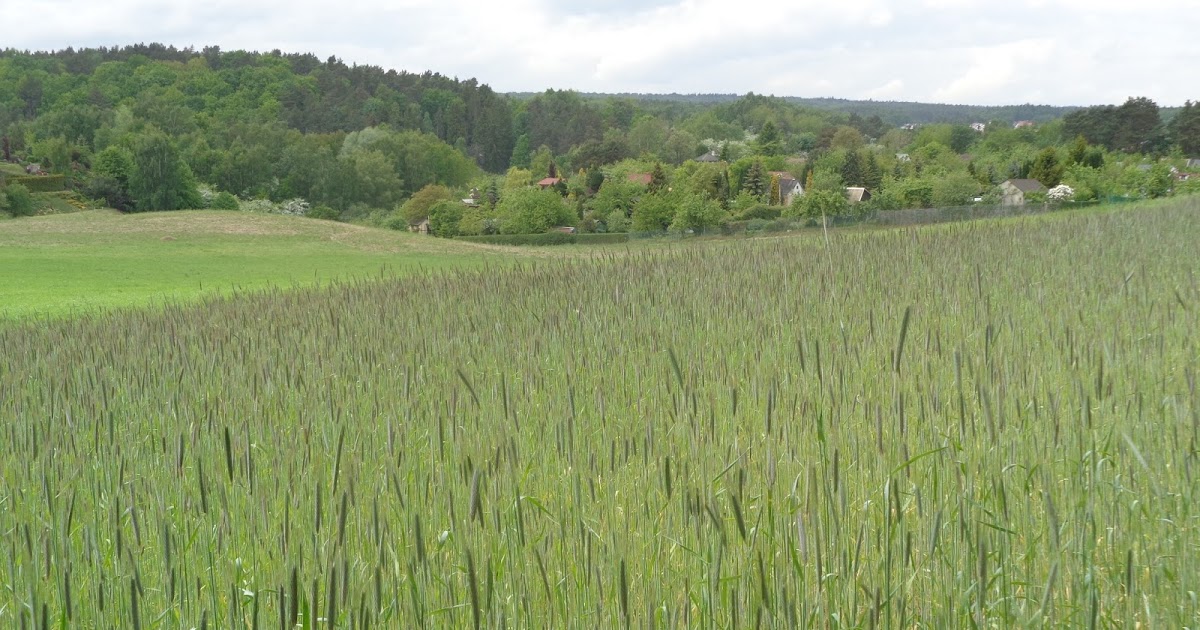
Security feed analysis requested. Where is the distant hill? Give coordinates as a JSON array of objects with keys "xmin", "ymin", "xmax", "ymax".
[{"xmin": 508, "ymin": 92, "xmax": 1082, "ymax": 126}]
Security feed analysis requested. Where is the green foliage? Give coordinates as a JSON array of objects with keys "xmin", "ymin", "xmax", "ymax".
[
  {"xmin": 400, "ymin": 184, "xmax": 455, "ymax": 224},
  {"xmin": 1028, "ymin": 147, "xmax": 1064, "ymax": 187},
  {"xmin": 307, "ymin": 204, "xmax": 340, "ymax": 221},
  {"xmin": 1063, "ymin": 97, "xmax": 1165, "ymax": 153},
  {"xmin": 459, "ymin": 231, "xmax": 574, "ymax": 245},
  {"xmin": 630, "ymin": 192, "xmax": 677, "ymax": 232},
  {"xmin": 1172, "ymin": 100, "xmax": 1200, "ymax": 156},
  {"xmin": 588, "ymin": 179, "xmax": 643, "ymax": 224},
  {"xmin": 741, "ymin": 159, "xmax": 767, "ymax": 200},
  {"xmin": 788, "ymin": 188, "xmax": 850, "ymax": 219},
  {"xmin": 1147, "ymin": 164, "xmax": 1173, "ymax": 199},
  {"xmin": 495, "ymin": 187, "xmax": 574, "ymax": 234},
  {"xmin": 669, "ymin": 192, "xmax": 724, "ymax": 232},
  {"xmin": 840, "ymin": 150, "xmax": 863, "ymax": 187},
  {"xmin": 754, "ymin": 120, "xmax": 782, "ymax": 156},
  {"xmin": 427, "ymin": 200, "xmax": 464, "ymax": 237},
  {"xmin": 457, "ymin": 232, "xmax": 628, "ymax": 245},
  {"xmin": 930, "ymin": 172, "xmax": 981, "ymax": 207},
  {"xmin": 1, "ymin": 183, "xmax": 36, "ymax": 217},
  {"xmin": 8, "ymin": 174, "xmax": 66, "ymax": 193},
  {"xmin": 734, "ymin": 202, "xmax": 781, "ymax": 221},
  {"xmin": 128, "ymin": 130, "xmax": 203, "ymax": 212},
  {"xmin": 210, "ymin": 191, "xmax": 240, "ymax": 210}
]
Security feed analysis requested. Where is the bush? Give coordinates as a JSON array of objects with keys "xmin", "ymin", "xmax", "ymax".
[
  {"xmin": 746, "ymin": 218, "xmax": 771, "ymax": 232},
  {"xmin": 2, "ymin": 183, "xmax": 36, "ymax": 217},
  {"xmin": 240, "ymin": 198, "xmax": 277, "ymax": 213},
  {"xmin": 210, "ymin": 191, "xmax": 240, "ymax": 210},
  {"xmin": 457, "ymin": 232, "xmax": 582, "ymax": 246},
  {"xmin": 734, "ymin": 203, "xmax": 781, "ymax": 221},
  {"xmin": 496, "ymin": 187, "xmax": 575, "ymax": 234},
  {"xmin": 427, "ymin": 200, "xmax": 463, "ymax": 238},
  {"xmin": 308, "ymin": 205, "xmax": 341, "ymax": 221},
  {"xmin": 10, "ymin": 174, "xmax": 66, "ymax": 193}
]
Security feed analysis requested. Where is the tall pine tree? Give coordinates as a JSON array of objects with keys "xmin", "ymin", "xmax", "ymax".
[{"xmin": 743, "ymin": 160, "xmax": 767, "ymax": 200}]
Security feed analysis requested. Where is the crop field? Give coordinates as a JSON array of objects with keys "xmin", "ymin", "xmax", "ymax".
[
  {"xmin": 0, "ymin": 210, "xmax": 512, "ymax": 320},
  {"xmin": 1, "ymin": 199, "xmax": 1198, "ymax": 627}
]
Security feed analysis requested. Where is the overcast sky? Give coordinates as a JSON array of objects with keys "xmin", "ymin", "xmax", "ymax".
[{"xmin": 5, "ymin": 0, "xmax": 1196, "ymax": 106}]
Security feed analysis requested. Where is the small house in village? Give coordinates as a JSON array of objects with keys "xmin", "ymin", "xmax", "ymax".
[
  {"xmin": 769, "ymin": 171, "xmax": 804, "ymax": 205},
  {"xmin": 1013, "ymin": 120, "xmax": 1035, "ymax": 129},
  {"xmin": 537, "ymin": 177, "xmax": 563, "ymax": 189},
  {"xmin": 846, "ymin": 187, "xmax": 871, "ymax": 203},
  {"xmin": 999, "ymin": 179, "xmax": 1046, "ymax": 206},
  {"xmin": 410, "ymin": 218, "xmax": 431, "ymax": 234},
  {"xmin": 694, "ymin": 150, "xmax": 721, "ymax": 163}
]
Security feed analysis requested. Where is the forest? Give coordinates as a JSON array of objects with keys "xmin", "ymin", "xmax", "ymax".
[{"xmin": 2, "ymin": 44, "xmax": 1199, "ymax": 234}]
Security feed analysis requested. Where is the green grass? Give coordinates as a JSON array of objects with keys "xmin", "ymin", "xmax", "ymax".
[
  {"xmin": 1, "ymin": 199, "xmax": 1198, "ymax": 627},
  {"xmin": 0, "ymin": 209, "xmax": 521, "ymax": 319}
]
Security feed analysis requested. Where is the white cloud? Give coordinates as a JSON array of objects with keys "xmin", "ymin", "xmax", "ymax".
[{"xmin": 1, "ymin": 0, "xmax": 1194, "ymax": 105}]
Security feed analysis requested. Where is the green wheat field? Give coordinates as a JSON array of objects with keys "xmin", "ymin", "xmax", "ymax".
[{"xmin": 1, "ymin": 199, "xmax": 1198, "ymax": 628}]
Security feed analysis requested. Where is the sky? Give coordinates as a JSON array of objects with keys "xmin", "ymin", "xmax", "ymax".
[{"xmin": 4, "ymin": 0, "xmax": 1197, "ymax": 106}]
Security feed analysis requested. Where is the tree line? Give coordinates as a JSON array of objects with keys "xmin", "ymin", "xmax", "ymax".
[{"xmin": 1, "ymin": 45, "xmax": 1198, "ymax": 230}]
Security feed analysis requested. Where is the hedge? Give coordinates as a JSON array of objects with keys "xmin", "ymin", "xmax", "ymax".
[
  {"xmin": 456, "ymin": 232, "xmax": 630, "ymax": 246},
  {"xmin": 9, "ymin": 174, "xmax": 67, "ymax": 193}
]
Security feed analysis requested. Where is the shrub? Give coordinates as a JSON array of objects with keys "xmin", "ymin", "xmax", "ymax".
[
  {"xmin": 307, "ymin": 205, "xmax": 341, "ymax": 221},
  {"xmin": 457, "ymin": 231, "xmax": 630, "ymax": 246},
  {"xmin": 1047, "ymin": 184, "xmax": 1075, "ymax": 203},
  {"xmin": 735, "ymin": 203, "xmax": 781, "ymax": 221},
  {"xmin": 496, "ymin": 187, "xmax": 575, "ymax": 234},
  {"xmin": 458, "ymin": 232, "xmax": 578, "ymax": 246},
  {"xmin": 210, "ymin": 192, "xmax": 240, "ymax": 210},
  {"xmin": 428, "ymin": 200, "xmax": 463, "ymax": 238},
  {"xmin": 10, "ymin": 174, "xmax": 66, "ymax": 193},
  {"xmin": 746, "ymin": 218, "xmax": 771, "ymax": 232},
  {"xmin": 277, "ymin": 198, "xmax": 310, "ymax": 216},
  {"xmin": 240, "ymin": 198, "xmax": 277, "ymax": 213},
  {"xmin": 2, "ymin": 183, "xmax": 36, "ymax": 217}
]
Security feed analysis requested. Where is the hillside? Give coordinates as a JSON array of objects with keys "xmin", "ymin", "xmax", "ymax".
[
  {"xmin": 0, "ymin": 210, "xmax": 519, "ymax": 318},
  {"xmin": 510, "ymin": 91, "xmax": 1082, "ymax": 125},
  {"xmin": 1, "ymin": 44, "xmax": 1196, "ymax": 236}
]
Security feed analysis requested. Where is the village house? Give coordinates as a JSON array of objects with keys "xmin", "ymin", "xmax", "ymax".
[
  {"xmin": 999, "ymin": 179, "xmax": 1046, "ymax": 206},
  {"xmin": 694, "ymin": 150, "xmax": 721, "ymax": 163},
  {"xmin": 537, "ymin": 177, "xmax": 563, "ymax": 189},
  {"xmin": 846, "ymin": 187, "xmax": 871, "ymax": 203},
  {"xmin": 769, "ymin": 171, "xmax": 804, "ymax": 205}
]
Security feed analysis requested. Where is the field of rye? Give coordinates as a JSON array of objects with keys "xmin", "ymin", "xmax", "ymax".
[{"xmin": 1, "ymin": 198, "xmax": 1198, "ymax": 628}]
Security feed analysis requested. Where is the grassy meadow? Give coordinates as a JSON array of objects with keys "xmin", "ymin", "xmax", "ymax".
[
  {"xmin": 1, "ymin": 199, "xmax": 1198, "ymax": 627},
  {"xmin": 0, "ymin": 210, "xmax": 514, "ymax": 319}
]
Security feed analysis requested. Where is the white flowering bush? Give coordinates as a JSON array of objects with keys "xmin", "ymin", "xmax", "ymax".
[
  {"xmin": 237, "ymin": 197, "xmax": 312, "ymax": 217},
  {"xmin": 1047, "ymin": 184, "xmax": 1075, "ymax": 202},
  {"xmin": 277, "ymin": 198, "xmax": 310, "ymax": 216},
  {"xmin": 239, "ymin": 198, "xmax": 278, "ymax": 214},
  {"xmin": 197, "ymin": 184, "xmax": 217, "ymax": 208}
]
